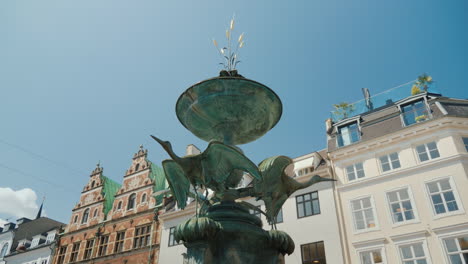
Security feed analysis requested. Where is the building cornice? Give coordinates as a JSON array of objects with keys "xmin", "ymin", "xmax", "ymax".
[
  {"xmin": 64, "ymin": 208, "xmax": 156, "ymax": 236},
  {"xmin": 337, "ymin": 153, "xmax": 468, "ymax": 191},
  {"xmin": 331, "ymin": 116, "xmax": 468, "ymax": 159}
]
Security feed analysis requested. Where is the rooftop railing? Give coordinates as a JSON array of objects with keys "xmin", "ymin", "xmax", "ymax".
[{"xmin": 331, "ymin": 81, "xmax": 440, "ymax": 122}]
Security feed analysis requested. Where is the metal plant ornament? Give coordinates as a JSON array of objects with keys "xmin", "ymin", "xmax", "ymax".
[{"xmin": 212, "ymin": 17, "xmax": 244, "ymax": 72}]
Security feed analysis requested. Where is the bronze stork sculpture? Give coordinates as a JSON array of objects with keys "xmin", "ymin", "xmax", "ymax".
[
  {"xmin": 252, "ymin": 156, "xmax": 335, "ymax": 227},
  {"xmin": 151, "ymin": 135, "xmax": 262, "ymax": 209}
]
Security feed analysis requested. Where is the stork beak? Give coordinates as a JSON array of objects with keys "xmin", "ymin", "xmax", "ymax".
[{"xmin": 150, "ymin": 135, "xmax": 164, "ymax": 146}]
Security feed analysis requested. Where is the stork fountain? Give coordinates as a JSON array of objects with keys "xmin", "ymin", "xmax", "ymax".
[{"xmin": 151, "ymin": 19, "xmax": 333, "ymax": 264}]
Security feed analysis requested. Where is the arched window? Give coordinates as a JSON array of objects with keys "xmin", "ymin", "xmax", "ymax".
[
  {"xmin": 128, "ymin": 194, "xmax": 136, "ymax": 210},
  {"xmin": 82, "ymin": 209, "xmax": 89, "ymax": 224},
  {"xmin": 91, "ymin": 181, "xmax": 95, "ymax": 188},
  {"xmin": 74, "ymin": 215, "xmax": 78, "ymax": 223},
  {"xmin": 93, "ymin": 209, "xmax": 98, "ymax": 218},
  {"xmin": 117, "ymin": 201, "xmax": 122, "ymax": 210},
  {"xmin": 135, "ymin": 164, "xmax": 140, "ymax": 171},
  {"xmin": 141, "ymin": 193, "xmax": 147, "ymax": 203},
  {"xmin": 1, "ymin": 243, "xmax": 9, "ymax": 257}
]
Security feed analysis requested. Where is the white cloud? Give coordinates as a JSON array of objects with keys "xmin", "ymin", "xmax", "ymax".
[{"xmin": 0, "ymin": 187, "xmax": 39, "ymax": 220}]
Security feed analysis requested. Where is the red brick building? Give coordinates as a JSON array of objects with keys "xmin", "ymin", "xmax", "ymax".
[{"xmin": 52, "ymin": 146, "xmax": 167, "ymax": 264}]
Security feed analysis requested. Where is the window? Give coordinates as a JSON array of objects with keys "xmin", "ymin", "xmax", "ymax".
[
  {"xmin": 114, "ymin": 231, "xmax": 125, "ymax": 253},
  {"xmin": 1, "ymin": 243, "xmax": 9, "ymax": 257},
  {"xmin": 275, "ymin": 208, "xmax": 283, "ymax": 224},
  {"xmin": 337, "ymin": 122, "xmax": 360, "ymax": 147},
  {"xmin": 416, "ymin": 142, "xmax": 440, "ymax": 162},
  {"xmin": 97, "ymin": 235, "xmax": 109, "ymax": 257},
  {"xmin": 83, "ymin": 239, "xmax": 94, "ymax": 260},
  {"xmin": 117, "ymin": 201, "xmax": 122, "ymax": 210},
  {"xmin": 399, "ymin": 243, "xmax": 429, "ymax": 264},
  {"xmin": 443, "ymin": 236, "xmax": 468, "ymax": 264},
  {"xmin": 46, "ymin": 233, "xmax": 55, "ymax": 243},
  {"xmin": 56, "ymin": 246, "xmax": 67, "ymax": 264},
  {"xmin": 141, "ymin": 193, "xmax": 147, "ymax": 203},
  {"xmin": 168, "ymin": 227, "xmax": 180, "ymax": 247},
  {"xmin": 91, "ymin": 181, "xmax": 95, "ymax": 188},
  {"xmin": 351, "ymin": 197, "xmax": 377, "ymax": 231},
  {"xmin": 81, "ymin": 209, "xmax": 89, "ymax": 224},
  {"xmin": 379, "ymin": 152, "xmax": 401, "ymax": 172},
  {"xmin": 135, "ymin": 164, "xmax": 140, "ymax": 171},
  {"xmin": 301, "ymin": 241, "xmax": 326, "ymax": 264},
  {"xmin": 360, "ymin": 249, "xmax": 384, "ymax": 264},
  {"xmin": 386, "ymin": 188, "xmax": 416, "ymax": 224},
  {"xmin": 73, "ymin": 215, "xmax": 78, "ymax": 223},
  {"xmin": 31, "ymin": 237, "xmax": 40, "ymax": 248},
  {"xmin": 401, "ymin": 100, "xmax": 429, "ymax": 126},
  {"xmin": 70, "ymin": 242, "xmax": 80, "ymax": 262},
  {"xmin": 296, "ymin": 192, "xmax": 320, "ymax": 218},
  {"xmin": 426, "ymin": 178, "xmax": 459, "ymax": 215},
  {"xmin": 463, "ymin": 137, "xmax": 468, "ymax": 152},
  {"xmin": 93, "ymin": 209, "xmax": 98, "ymax": 218},
  {"xmin": 134, "ymin": 224, "xmax": 151, "ymax": 249},
  {"xmin": 249, "ymin": 205, "xmax": 262, "ymax": 219},
  {"xmin": 40, "ymin": 259, "xmax": 48, "ymax": 264},
  {"xmin": 128, "ymin": 194, "xmax": 136, "ymax": 210},
  {"xmin": 346, "ymin": 162, "xmax": 365, "ymax": 181}
]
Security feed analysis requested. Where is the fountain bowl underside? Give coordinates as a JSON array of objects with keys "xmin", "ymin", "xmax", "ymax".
[{"xmin": 176, "ymin": 77, "xmax": 282, "ymax": 145}]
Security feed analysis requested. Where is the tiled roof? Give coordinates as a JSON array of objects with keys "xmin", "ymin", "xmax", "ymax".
[{"xmin": 11, "ymin": 217, "xmax": 64, "ymax": 252}]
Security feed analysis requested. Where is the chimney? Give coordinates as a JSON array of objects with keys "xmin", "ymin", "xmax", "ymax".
[
  {"xmin": 17, "ymin": 217, "xmax": 31, "ymax": 225},
  {"xmin": 3, "ymin": 222, "xmax": 16, "ymax": 231},
  {"xmin": 186, "ymin": 144, "xmax": 201, "ymax": 156}
]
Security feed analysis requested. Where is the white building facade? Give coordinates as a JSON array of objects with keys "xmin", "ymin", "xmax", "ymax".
[{"xmin": 328, "ymin": 93, "xmax": 468, "ymax": 264}]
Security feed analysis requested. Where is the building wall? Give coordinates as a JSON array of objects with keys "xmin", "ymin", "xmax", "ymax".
[
  {"xmin": 331, "ymin": 116, "xmax": 468, "ymax": 264},
  {"xmin": 158, "ymin": 208, "xmax": 194, "ymax": 264},
  {"xmin": 5, "ymin": 246, "xmax": 52, "ymax": 264},
  {"xmin": 53, "ymin": 147, "xmax": 165, "ymax": 264}
]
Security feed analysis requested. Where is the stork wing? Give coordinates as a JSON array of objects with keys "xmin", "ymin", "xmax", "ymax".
[
  {"xmin": 258, "ymin": 156, "xmax": 293, "ymax": 183},
  {"xmin": 202, "ymin": 141, "xmax": 262, "ymax": 184},
  {"xmin": 162, "ymin": 160, "xmax": 190, "ymax": 209},
  {"xmin": 257, "ymin": 156, "xmax": 293, "ymax": 221}
]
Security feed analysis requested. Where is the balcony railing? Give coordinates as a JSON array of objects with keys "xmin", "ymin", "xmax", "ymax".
[{"xmin": 331, "ymin": 82, "xmax": 440, "ymax": 122}]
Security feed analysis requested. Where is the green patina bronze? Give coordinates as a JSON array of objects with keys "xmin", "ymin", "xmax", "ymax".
[
  {"xmin": 176, "ymin": 75, "xmax": 282, "ymax": 145},
  {"xmin": 152, "ymin": 71, "xmax": 332, "ymax": 263}
]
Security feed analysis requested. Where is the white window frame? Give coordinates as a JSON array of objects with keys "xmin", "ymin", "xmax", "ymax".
[
  {"xmin": 440, "ymin": 233, "xmax": 468, "ymax": 264},
  {"xmin": 397, "ymin": 94, "xmax": 431, "ymax": 127},
  {"xmin": 378, "ymin": 152, "xmax": 401, "ymax": 173},
  {"xmin": 346, "ymin": 162, "xmax": 366, "ymax": 182},
  {"xmin": 424, "ymin": 176, "xmax": 464, "ymax": 219},
  {"xmin": 415, "ymin": 141, "xmax": 440, "ymax": 163},
  {"xmin": 46, "ymin": 232, "xmax": 55, "ymax": 244},
  {"xmin": 356, "ymin": 245, "xmax": 387, "ymax": 264},
  {"xmin": 384, "ymin": 186, "xmax": 419, "ymax": 226},
  {"xmin": 350, "ymin": 195, "xmax": 379, "ymax": 233},
  {"xmin": 30, "ymin": 236, "xmax": 41, "ymax": 248},
  {"xmin": 395, "ymin": 239, "xmax": 432, "ymax": 264}
]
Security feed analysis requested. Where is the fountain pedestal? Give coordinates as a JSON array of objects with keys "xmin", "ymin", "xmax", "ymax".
[{"xmin": 180, "ymin": 202, "xmax": 291, "ymax": 264}]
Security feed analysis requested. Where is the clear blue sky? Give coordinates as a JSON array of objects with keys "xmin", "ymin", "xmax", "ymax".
[{"xmin": 0, "ymin": 0, "xmax": 466, "ymax": 224}]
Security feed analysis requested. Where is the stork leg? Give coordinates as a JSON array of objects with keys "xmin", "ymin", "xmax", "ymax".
[{"xmin": 193, "ymin": 185, "xmax": 199, "ymax": 219}]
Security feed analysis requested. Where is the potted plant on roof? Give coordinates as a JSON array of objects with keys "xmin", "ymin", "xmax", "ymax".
[
  {"xmin": 411, "ymin": 73, "xmax": 433, "ymax": 95},
  {"xmin": 333, "ymin": 102, "xmax": 355, "ymax": 120}
]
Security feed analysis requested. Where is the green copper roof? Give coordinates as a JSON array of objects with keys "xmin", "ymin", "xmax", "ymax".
[
  {"xmin": 148, "ymin": 160, "xmax": 168, "ymax": 206},
  {"xmin": 99, "ymin": 175, "xmax": 121, "ymax": 217}
]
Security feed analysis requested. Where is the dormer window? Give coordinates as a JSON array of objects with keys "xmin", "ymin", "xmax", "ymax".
[
  {"xmin": 135, "ymin": 163, "xmax": 140, "ymax": 171},
  {"xmin": 337, "ymin": 121, "xmax": 360, "ymax": 147},
  {"xmin": 30, "ymin": 237, "xmax": 40, "ymax": 248},
  {"xmin": 400, "ymin": 99, "xmax": 430, "ymax": 126},
  {"xmin": 46, "ymin": 232, "xmax": 55, "ymax": 243}
]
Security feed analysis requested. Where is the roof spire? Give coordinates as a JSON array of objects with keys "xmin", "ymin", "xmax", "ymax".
[{"xmin": 36, "ymin": 196, "xmax": 45, "ymax": 219}]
